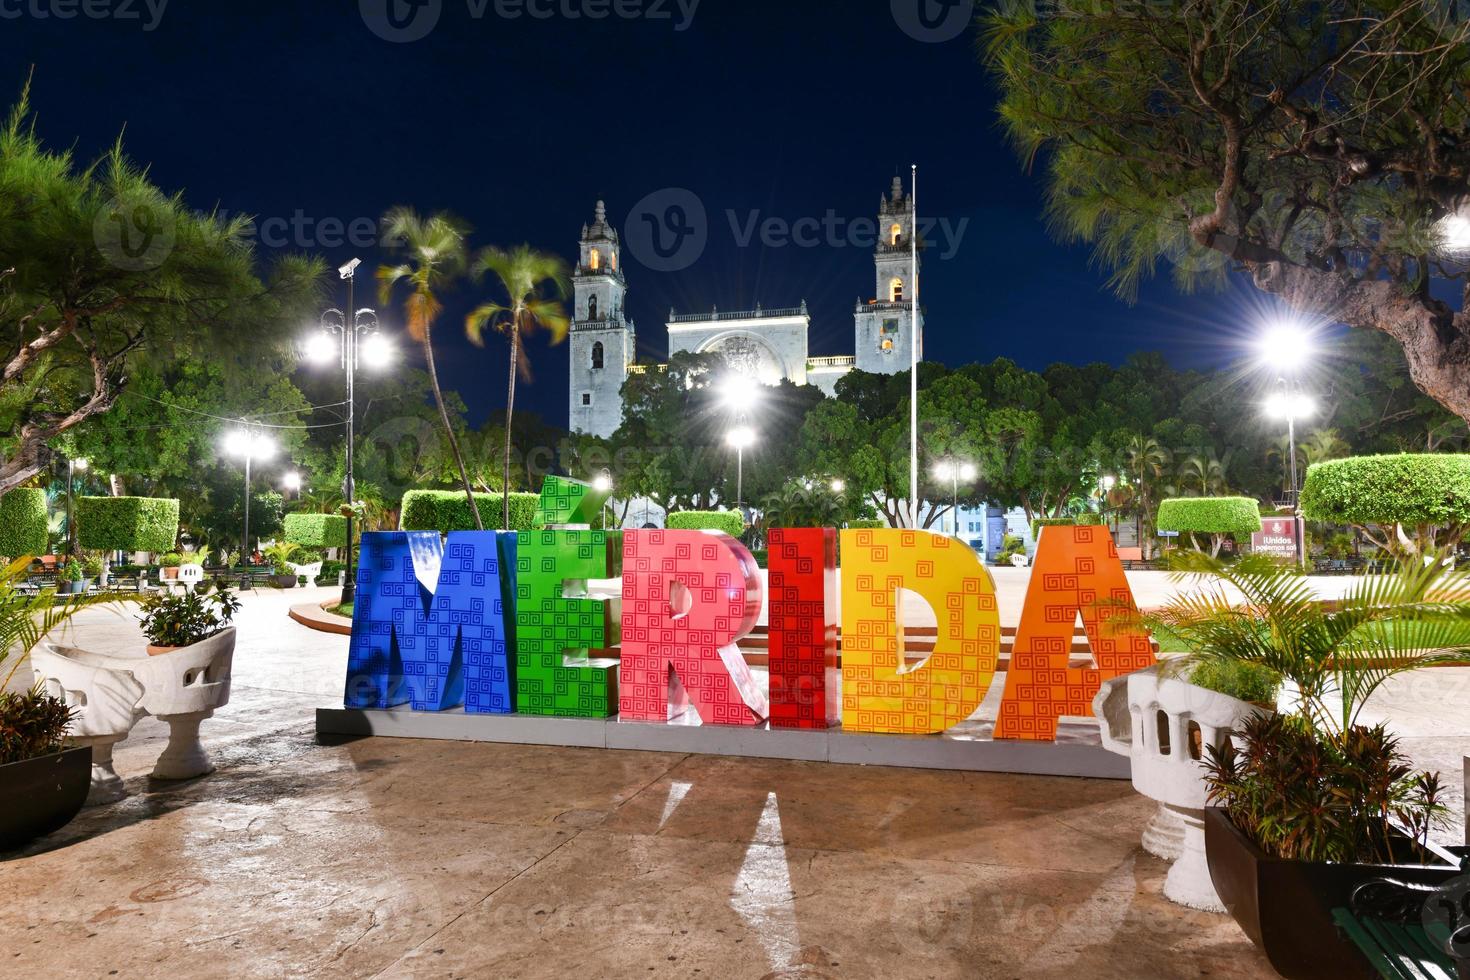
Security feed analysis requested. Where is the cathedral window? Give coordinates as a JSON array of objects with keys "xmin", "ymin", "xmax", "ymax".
[
  {"xmin": 582, "ymin": 393, "xmax": 591, "ymax": 406},
  {"xmin": 890, "ymin": 278, "xmax": 904, "ymax": 302},
  {"xmin": 589, "ymin": 250, "xmax": 600, "ymax": 270},
  {"xmin": 588, "ymin": 296, "xmax": 599, "ymax": 320},
  {"xmin": 591, "ymin": 342, "xmax": 605, "ymax": 369},
  {"xmin": 890, "ymin": 224, "xmax": 902, "ymax": 246}
]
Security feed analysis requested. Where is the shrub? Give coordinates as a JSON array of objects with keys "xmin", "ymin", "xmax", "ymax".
[
  {"xmin": 1156, "ymin": 497, "xmax": 1261, "ymax": 557},
  {"xmin": 399, "ymin": 490, "xmax": 540, "ymax": 534},
  {"xmin": 137, "ymin": 588, "xmax": 241, "ymax": 648},
  {"xmin": 1206, "ymin": 713, "xmax": 1444, "ymax": 864},
  {"xmin": 0, "ymin": 489, "xmax": 47, "ymax": 559},
  {"xmin": 1301, "ymin": 454, "xmax": 1470, "ymax": 555},
  {"xmin": 666, "ymin": 510, "xmax": 746, "ymax": 537},
  {"xmin": 995, "ymin": 533, "xmax": 1027, "ymax": 564},
  {"xmin": 1031, "ymin": 516, "xmax": 1074, "ymax": 539},
  {"xmin": 0, "ymin": 687, "xmax": 74, "ymax": 765},
  {"xmin": 1187, "ymin": 659, "xmax": 1280, "ymax": 707},
  {"xmin": 160, "ymin": 552, "xmax": 183, "ymax": 568},
  {"xmin": 283, "ymin": 512, "xmax": 348, "ymax": 550},
  {"xmin": 76, "ymin": 496, "xmax": 179, "ymax": 554},
  {"xmin": 846, "ymin": 518, "xmax": 885, "ymax": 530}
]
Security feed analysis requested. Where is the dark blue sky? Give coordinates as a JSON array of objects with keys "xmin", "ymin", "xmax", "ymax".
[{"xmin": 5, "ymin": 0, "xmax": 1236, "ymax": 427}]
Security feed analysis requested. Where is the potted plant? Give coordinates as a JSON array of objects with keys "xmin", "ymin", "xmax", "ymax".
[
  {"xmin": 137, "ymin": 587, "xmax": 241, "ymax": 656},
  {"xmin": 159, "ymin": 552, "xmax": 183, "ymax": 580},
  {"xmin": 0, "ymin": 557, "xmax": 110, "ymax": 848},
  {"xmin": 1152, "ymin": 553, "xmax": 1470, "ymax": 978},
  {"xmin": 262, "ymin": 542, "xmax": 301, "ymax": 589},
  {"xmin": 81, "ymin": 553, "xmax": 104, "ymax": 589}
]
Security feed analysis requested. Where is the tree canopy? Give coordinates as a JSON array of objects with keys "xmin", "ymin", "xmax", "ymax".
[{"xmin": 985, "ymin": 2, "xmax": 1470, "ymax": 421}]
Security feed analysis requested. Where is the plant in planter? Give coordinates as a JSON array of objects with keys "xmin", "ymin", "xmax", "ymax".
[
  {"xmin": 81, "ymin": 553, "xmax": 104, "ymax": 587},
  {"xmin": 137, "ymin": 588, "xmax": 241, "ymax": 655},
  {"xmin": 262, "ymin": 541, "xmax": 301, "ymax": 588},
  {"xmin": 0, "ymin": 557, "xmax": 112, "ymax": 847},
  {"xmin": 159, "ymin": 552, "xmax": 184, "ymax": 580},
  {"xmin": 1149, "ymin": 552, "xmax": 1470, "ymax": 977}
]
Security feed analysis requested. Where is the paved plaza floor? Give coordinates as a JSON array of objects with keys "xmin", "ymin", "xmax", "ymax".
[{"xmin": 4, "ymin": 572, "xmax": 1467, "ymax": 978}]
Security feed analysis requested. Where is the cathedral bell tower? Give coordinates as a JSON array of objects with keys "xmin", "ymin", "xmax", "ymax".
[
  {"xmin": 568, "ymin": 201, "xmax": 635, "ymax": 438},
  {"xmin": 854, "ymin": 175, "xmax": 924, "ymax": 374}
]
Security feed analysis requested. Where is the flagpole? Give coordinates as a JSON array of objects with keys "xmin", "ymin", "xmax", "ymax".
[{"xmin": 909, "ymin": 163, "xmax": 919, "ymax": 529}]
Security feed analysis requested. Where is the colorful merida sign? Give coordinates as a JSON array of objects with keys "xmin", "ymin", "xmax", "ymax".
[{"xmin": 343, "ymin": 478, "xmax": 1155, "ymax": 740}]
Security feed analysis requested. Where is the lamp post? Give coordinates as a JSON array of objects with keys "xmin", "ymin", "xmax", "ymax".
[
  {"xmin": 1099, "ymin": 473, "xmax": 1116, "ymax": 536},
  {"xmin": 726, "ymin": 426, "xmax": 757, "ymax": 515},
  {"xmin": 1258, "ymin": 320, "xmax": 1315, "ymax": 570},
  {"xmin": 932, "ymin": 459, "xmax": 976, "ymax": 537},
  {"xmin": 593, "ymin": 469, "xmax": 613, "ymax": 529},
  {"xmin": 282, "ymin": 471, "xmax": 302, "ymax": 501},
  {"xmin": 306, "ymin": 258, "xmax": 391, "ymax": 606},
  {"xmin": 66, "ymin": 457, "xmax": 88, "ymax": 555},
  {"xmin": 224, "ymin": 429, "xmax": 276, "ymax": 563}
]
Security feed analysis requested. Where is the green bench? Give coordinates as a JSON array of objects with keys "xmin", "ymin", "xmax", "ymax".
[{"xmin": 1334, "ymin": 875, "xmax": 1469, "ymax": 979}]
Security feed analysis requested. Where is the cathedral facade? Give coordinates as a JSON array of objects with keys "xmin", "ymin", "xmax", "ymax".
[{"xmin": 569, "ymin": 178, "xmax": 924, "ymax": 438}]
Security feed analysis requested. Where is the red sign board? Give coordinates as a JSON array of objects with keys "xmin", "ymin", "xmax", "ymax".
[{"xmin": 1253, "ymin": 517, "xmax": 1300, "ymax": 559}]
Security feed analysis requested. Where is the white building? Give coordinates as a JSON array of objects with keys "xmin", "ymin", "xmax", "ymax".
[{"xmin": 569, "ymin": 176, "xmax": 925, "ymax": 437}]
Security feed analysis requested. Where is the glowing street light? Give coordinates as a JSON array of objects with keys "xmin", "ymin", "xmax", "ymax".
[
  {"xmin": 726, "ymin": 426, "xmax": 757, "ymax": 514},
  {"xmin": 720, "ymin": 373, "xmax": 763, "ymax": 410},
  {"xmin": 932, "ymin": 459, "xmax": 977, "ymax": 537},
  {"xmin": 224, "ymin": 429, "xmax": 276, "ymax": 562},
  {"xmin": 1257, "ymin": 318, "xmax": 1315, "ymax": 372},
  {"xmin": 305, "ymin": 258, "xmax": 391, "ymax": 605},
  {"xmin": 831, "ymin": 478, "xmax": 846, "ymax": 494},
  {"xmin": 1438, "ymin": 214, "xmax": 1470, "ymax": 253}
]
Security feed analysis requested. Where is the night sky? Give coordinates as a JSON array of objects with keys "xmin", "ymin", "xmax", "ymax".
[{"xmin": 4, "ymin": 0, "xmax": 1245, "ymax": 428}]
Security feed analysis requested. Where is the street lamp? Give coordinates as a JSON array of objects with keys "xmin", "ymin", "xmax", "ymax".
[
  {"xmin": 282, "ymin": 471, "xmax": 302, "ymax": 501},
  {"xmin": 65, "ymin": 457, "xmax": 88, "ymax": 555},
  {"xmin": 726, "ymin": 426, "xmax": 757, "ymax": 515},
  {"xmin": 224, "ymin": 429, "xmax": 276, "ymax": 563},
  {"xmin": 933, "ymin": 459, "xmax": 977, "ymax": 537},
  {"xmin": 305, "ymin": 257, "xmax": 392, "ymax": 605},
  {"xmin": 1263, "ymin": 388, "xmax": 1315, "ymax": 569},
  {"xmin": 593, "ymin": 470, "xmax": 613, "ymax": 529},
  {"xmin": 831, "ymin": 478, "xmax": 846, "ymax": 494}
]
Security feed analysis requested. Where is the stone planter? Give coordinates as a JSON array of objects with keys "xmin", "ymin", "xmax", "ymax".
[
  {"xmin": 289, "ymin": 561, "xmax": 323, "ymax": 586},
  {"xmin": 1205, "ymin": 807, "xmax": 1465, "ymax": 978},
  {"xmin": 42, "ymin": 628, "xmax": 234, "ymax": 781},
  {"xmin": 1093, "ymin": 664, "xmax": 1269, "ymax": 911},
  {"xmin": 269, "ymin": 573, "xmax": 297, "ymax": 589},
  {"xmin": 32, "ymin": 647, "xmax": 146, "ymax": 805},
  {"xmin": 0, "ymin": 746, "xmax": 91, "ymax": 850}
]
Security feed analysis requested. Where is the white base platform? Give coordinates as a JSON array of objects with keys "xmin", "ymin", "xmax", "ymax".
[{"xmin": 315, "ymin": 706, "xmax": 1132, "ymax": 779}]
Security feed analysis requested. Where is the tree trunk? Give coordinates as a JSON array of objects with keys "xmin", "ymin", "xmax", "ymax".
[
  {"xmin": 423, "ymin": 332, "xmax": 482, "ymax": 530},
  {"xmin": 503, "ymin": 323, "xmax": 519, "ymax": 531}
]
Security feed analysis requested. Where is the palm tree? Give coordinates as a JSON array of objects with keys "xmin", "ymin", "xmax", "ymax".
[
  {"xmin": 1301, "ymin": 427, "xmax": 1349, "ymax": 466},
  {"xmin": 376, "ymin": 208, "xmax": 482, "ymax": 529},
  {"xmin": 465, "ymin": 245, "xmax": 571, "ymax": 529},
  {"xmin": 1176, "ymin": 451, "xmax": 1228, "ymax": 497},
  {"xmin": 1124, "ymin": 435, "xmax": 1170, "ymax": 557}
]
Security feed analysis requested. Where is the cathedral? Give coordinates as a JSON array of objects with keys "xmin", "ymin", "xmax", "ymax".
[{"xmin": 569, "ymin": 177, "xmax": 925, "ymax": 438}]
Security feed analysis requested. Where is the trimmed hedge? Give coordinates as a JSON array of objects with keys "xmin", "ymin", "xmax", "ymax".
[
  {"xmin": 846, "ymin": 518, "xmax": 886, "ymax": 530},
  {"xmin": 283, "ymin": 512, "xmax": 348, "ymax": 549},
  {"xmin": 1031, "ymin": 517, "xmax": 1074, "ymax": 538},
  {"xmin": 77, "ymin": 496, "xmax": 179, "ymax": 553},
  {"xmin": 666, "ymin": 510, "xmax": 745, "ymax": 537},
  {"xmin": 0, "ymin": 489, "xmax": 48, "ymax": 558},
  {"xmin": 1156, "ymin": 497, "xmax": 1262, "ymax": 534},
  {"xmin": 399, "ymin": 490, "xmax": 540, "ymax": 533},
  {"xmin": 1302, "ymin": 454, "xmax": 1470, "ymax": 529}
]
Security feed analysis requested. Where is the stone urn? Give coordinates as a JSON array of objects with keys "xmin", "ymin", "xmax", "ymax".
[
  {"xmin": 31, "ymin": 647, "xmax": 147, "ymax": 805},
  {"xmin": 1093, "ymin": 664, "xmax": 1270, "ymax": 911},
  {"xmin": 42, "ymin": 627, "xmax": 234, "ymax": 782}
]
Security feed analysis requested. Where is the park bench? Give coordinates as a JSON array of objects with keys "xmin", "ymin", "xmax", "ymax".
[{"xmin": 1333, "ymin": 871, "xmax": 1470, "ymax": 979}]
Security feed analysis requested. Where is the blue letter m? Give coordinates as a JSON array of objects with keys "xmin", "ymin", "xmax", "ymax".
[{"xmin": 344, "ymin": 531, "xmax": 516, "ymax": 713}]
